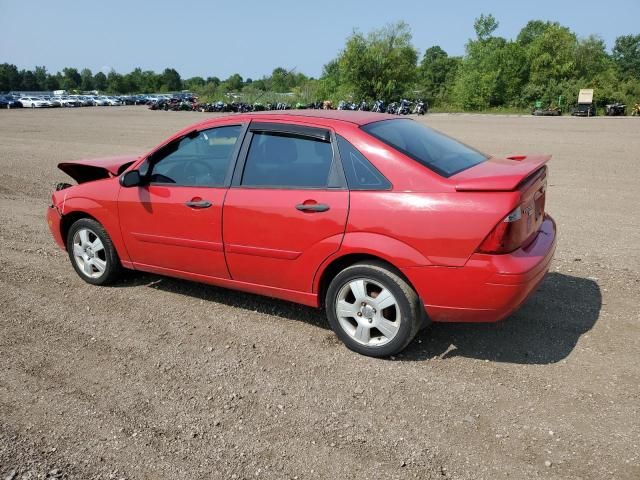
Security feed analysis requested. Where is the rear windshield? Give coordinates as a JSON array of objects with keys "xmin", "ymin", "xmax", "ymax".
[{"xmin": 361, "ymin": 119, "xmax": 487, "ymax": 177}]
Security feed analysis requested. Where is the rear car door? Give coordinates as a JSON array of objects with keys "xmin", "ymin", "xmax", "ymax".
[
  {"xmin": 222, "ymin": 122, "xmax": 349, "ymax": 292},
  {"xmin": 118, "ymin": 123, "xmax": 244, "ymax": 278}
]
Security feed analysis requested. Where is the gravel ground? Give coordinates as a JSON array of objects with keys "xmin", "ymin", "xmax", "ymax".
[{"xmin": 1, "ymin": 107, "xmax": 638, "ymax": 480}]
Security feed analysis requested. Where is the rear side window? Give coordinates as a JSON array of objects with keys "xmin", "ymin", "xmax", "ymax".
[
  {"xmin": 336, "ymin": 135, "xmax": 391, "ymax": 190},
  {"xmin": 242, "ymin": 132, "xmax": 333, "ymax": 188},
  {"xmin": 361, "ymin": 119, "xmax": 487, "ymax": 177}
]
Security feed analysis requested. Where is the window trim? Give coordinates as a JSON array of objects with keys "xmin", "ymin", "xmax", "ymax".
[
  {"xmin": 145, "ymin": 123, "xmax": 248, "ymax": 188},
  {"xmin": 231, "ymin": 122, "xmax": 346, "ymax": 190},
  {"xmin": 335, "ymin": 134, "xmax": 392, "ymax": 191}
]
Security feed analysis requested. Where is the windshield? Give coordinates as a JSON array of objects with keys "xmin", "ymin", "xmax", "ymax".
[{"xmin": 361, "ymin": 119, "xmax": 487, "ymax": 177}]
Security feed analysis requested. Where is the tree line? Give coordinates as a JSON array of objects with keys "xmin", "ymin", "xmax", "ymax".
[
  {"xmin": 1, "ymin": 15, "xmax": 638, "ymax": 110},
  {"xmin": 320, "ymin": 16, "xmax": 640, "ymax": 110}
]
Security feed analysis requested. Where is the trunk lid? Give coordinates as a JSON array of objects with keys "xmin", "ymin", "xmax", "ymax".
[
  {"xmin": 453, "ymin": 154, "xmax": 551, "ymax": 192},
  {"xmin": 58, "ymin": 154, "xmax": 140, "ymax": 184},
  {"xmin": 457, "ymin": 154, "xmax": 550, "ymax": 253}
]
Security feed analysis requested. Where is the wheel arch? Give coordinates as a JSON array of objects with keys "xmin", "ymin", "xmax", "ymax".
[
  {"xmin": 315, "ymin": 253, "xmax": 419, "ymax": 309},
  {"xmin": 58, "ymin": 204, "xmax": 132, "ymax": 267},
  {"xmin": 60, "ymin": 211, "xmax": 100, "ymax": 248}
]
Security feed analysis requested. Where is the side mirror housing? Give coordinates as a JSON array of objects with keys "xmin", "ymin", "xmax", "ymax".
[{"xmin": 120, "ymin": 170, "xmax": 142, "ymax": 187}]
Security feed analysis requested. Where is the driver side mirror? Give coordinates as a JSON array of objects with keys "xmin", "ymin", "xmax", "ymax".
[{"xmin": 120, "ymin": 170, "xmax": 142, "ymax": 187}]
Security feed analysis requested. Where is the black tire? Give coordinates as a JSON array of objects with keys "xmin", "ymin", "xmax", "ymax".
[
  {"xmin": 325, "ymin": 261, "xmax": 423, "ymax": 357},
  {"xmin": 66, "ymin": 218, "xmax": 122, "ymax": 285}
]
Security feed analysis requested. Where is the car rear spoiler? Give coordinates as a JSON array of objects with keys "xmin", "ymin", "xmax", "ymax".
[{"xmin": 453, "ymin": 154, "xmax": 551, "ymax": 192}]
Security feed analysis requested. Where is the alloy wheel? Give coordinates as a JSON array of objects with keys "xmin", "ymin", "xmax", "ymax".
[
  {"xmin": 72, "ymin": 228, "xmax": 107, "ymax": 279},
  {"xmin": 335, "ymin": 277, "xmax": 401, "ymax": 346}
]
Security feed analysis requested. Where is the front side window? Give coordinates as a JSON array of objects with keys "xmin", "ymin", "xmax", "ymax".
[
  {"xmin": 241, "ymin": 132, "xmax": 333, "ymax": 188},
  {"xmin": 361, "ymin": 119, "xmax": 487, "ymax": 177},
  {"xmin": 149, "ymin": 125, "xmax": 242, "ymax": 186}
]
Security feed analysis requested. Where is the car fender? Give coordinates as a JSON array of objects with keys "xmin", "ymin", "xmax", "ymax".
[
  {"xmin": 56, "ymin": 196, "xmax": 132, "ymax": 266},
  {"xmin": 312, "ymin": 231, "xmax": 432, "ymax": 293}
]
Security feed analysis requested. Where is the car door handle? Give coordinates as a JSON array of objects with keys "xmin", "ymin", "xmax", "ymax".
[
  {"xmin": 184, "ymin": 199, "xmax": 212, "ymax": 208},
  {"xmin": 295, "ymin": 203, "xmax": 330, "ymax": 212}
]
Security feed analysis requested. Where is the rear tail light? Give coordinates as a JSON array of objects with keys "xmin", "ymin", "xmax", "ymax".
[{"xmin": 477, "ymin": 206, "xmax": 525, "ymax": 254}]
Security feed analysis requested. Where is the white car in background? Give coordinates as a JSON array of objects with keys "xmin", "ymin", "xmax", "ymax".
[
  {"xmin": 45, "ymin": 97, "xmax": 62, "ymax": 107},
  {"xmin": 19, "ymin": 97, "xmax": 51, "ymax": 108},
  {"xmin": 104, "ymin": 96, "xmax": 122, "ymax": 106},
  {"xmin": 91, "ymin": 96, "xmax": 110, "ymax": 106},
  {"xmin": 75, "ymin": 96, "xmax": 93, "ymax": 106},
  {"xmin": 54, "ymin": 97, "xmax": 81, "ymax": 107}
]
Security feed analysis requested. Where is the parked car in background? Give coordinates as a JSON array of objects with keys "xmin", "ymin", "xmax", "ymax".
[
  {"xmin": 19, "ymin": 97, "xmax": 51, "ymax": 108},
  {"xmin": 572, "ymin": 103, "xmax": 597, "ymax": 116},
  {"xmin": 103, "ymin": 96, "xmax": 122, "ymax": 106},
  {"xmin": 75, "ymin": 96, "xmax": 94, "ymax": 106},
  {"xmin": 45, "ymin": 97, "xmax": 61, "ymax": 107},
  {"xmin": 0, "ymin": 95, "xmax": 23, "ymax": 108},
  {"xmin": 91, "ymin": 96, "xmax": 110, "ymax": 106},
  {"xmin": 47, "ymin": 111, "xmax": 556, "ymax": 357},
  {"xmin": 55, "ymin": 96, "xmax": 81, "ymax": 107}
]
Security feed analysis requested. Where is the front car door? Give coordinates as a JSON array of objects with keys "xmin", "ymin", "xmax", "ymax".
[
  {"xmin": 222, "ymin": 122, "xmax": 349, "ymax": 293},
  {"xmin": 118, "ymin": 123, "xmax": 245, "ymax": 278}
]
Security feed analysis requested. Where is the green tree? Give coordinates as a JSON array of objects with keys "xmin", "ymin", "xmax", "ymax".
[
  {"xmin": 612, "ymin": 34, "xmax": 640, "ymax": 79},
  {"xmin": 575, "ymin": 35, "xmax": 611, "ymax": 80},
  {"xmin": 331, "ymin": 21, "xmax": 418, "ymax": 100},
  {"xmin": 0, "ymin": 63, "xmax": 21, "ymax": 91},
  {"xmin": 46, "ymin": 74, "xmax": 60, "ymax": 91},
  {"xmin": 93, "ymin": 71, "xmax": 107, "ymax": 91},
  {"xmin": 474, "ymin": 14, "xmax": 499, "ymax": 41},
  {"xmin": 20, "ymin": 70, "xmax": 38, "ymax": 90},
  {"xmin": 452, "ymin": 15, "xmax": 526, "ymax": 109},
  {"xmin": 61, "ymin": 67, "xmax": 81, "ymax": 90},
  {"xmin": 317, "ymin": 59, "xmax": 343, "ymax": 100},
  {"xmin": 205, "ymin": 76, "xmax": 221, "ymax": 87},
  {"xmin": 517, "ymin": 20, "xmax": 553, "ymax": 46},
  {"xmin": 34, "ymin": 66, "xmax": 48, "ymax": 90},
  {"xmin": 107, "ymin": 70, "xmax": 126, "ymax": 93},
  {"xmin": 223, "ymin": 73, "xmax": 243, "ymax": 91},
  {"xmin": 80, "ymin": 68, "xmax": 94, "ymax": 91},
  {"xmin": 418, "ymin": 46, "xmax": 460, "ymax": 105},
  {"xmin": 184, "ymin": 76, "xmax": 205, "ymax": 90},
  {"xmin": 270, "ymin": 67, "xmax": 291, "ymax": 92},
  {"xmin": 525, "ymin": 24, "xmax": 577, "ymax": 86},
  {"xmin": 160, "ymin": 68, "xmax": 182, "ymax": 91}
]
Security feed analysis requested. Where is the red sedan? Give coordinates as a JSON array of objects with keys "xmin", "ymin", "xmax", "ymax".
[{"xmin": 47, "ymin": 111, "xmax": 556, "ymax": 357}]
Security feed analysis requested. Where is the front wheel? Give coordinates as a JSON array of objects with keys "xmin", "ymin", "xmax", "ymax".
[
  {"xmin": 325, "ymin": 262, "xmax": 423, "ymax": 357},
  {"xmin": 66, "ymin": 218, "xmax": 122, "ymax": 285}
]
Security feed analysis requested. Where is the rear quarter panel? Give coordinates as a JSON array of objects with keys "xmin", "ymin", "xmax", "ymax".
[
  {"xmin": 346, "ymin": 191, "xmax": 520, "ymax": 267},
  {"xmin": 333, "ymin": 123, "xmax": 521, "ymax": 267}
]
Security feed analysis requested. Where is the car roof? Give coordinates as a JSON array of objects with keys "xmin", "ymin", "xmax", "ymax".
[{"xmin": 239, "ymin": 109, "xmax": 396, "ymax": 126}]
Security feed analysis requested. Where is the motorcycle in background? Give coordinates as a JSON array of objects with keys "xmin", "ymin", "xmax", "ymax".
[
  {"xmin": 605, "ymin": 103, "xmax": 626, "ymax": 116},
  {"xmin": 396, "ymin": 99, "xmax": 412, "ymax": 115},
  {"xmin": 372, "ymin": 100, "xmax": 386, "ymax": 113},
  {"xmin": 413, "ymin": 100, "xmax": 427, "ymax": 115}
]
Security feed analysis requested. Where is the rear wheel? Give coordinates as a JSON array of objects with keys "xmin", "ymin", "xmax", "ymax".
[
  {"xmin": 66, "ymin": 218, "xmax": 121, "ymax": 285},
  {"xmin": 325, "ymin": 262, "xmax": 422, "ymax": 357}
]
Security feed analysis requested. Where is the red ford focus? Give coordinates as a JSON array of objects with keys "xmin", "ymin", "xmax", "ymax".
[{"xmin": 47, "ymin": 111, "xmax": 556, "ymax": 357}]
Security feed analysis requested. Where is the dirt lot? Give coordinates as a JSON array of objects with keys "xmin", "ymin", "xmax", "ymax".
[{"xmin": 1, "ymin": 107, "xmax": 638, "ymax": 480}]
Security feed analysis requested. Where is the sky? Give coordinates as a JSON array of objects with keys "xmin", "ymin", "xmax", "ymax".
[{"xmin": 1, "ymin": 0, "xmax": 638, "ymax": 80}]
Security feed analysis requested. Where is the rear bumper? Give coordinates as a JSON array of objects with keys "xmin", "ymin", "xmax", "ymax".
[
  {"xmin": 402, "ymin": 216, "xmax": 557, "ymax": 323},
  {"xmin": 47, "ymin": 205, "xmax": 66, "ymax": 250}
]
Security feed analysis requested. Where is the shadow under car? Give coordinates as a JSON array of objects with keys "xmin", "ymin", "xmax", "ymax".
[{"xmin": 111, "ymin": 271, "xmax": 600, "ymax": 365}]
